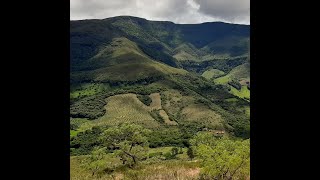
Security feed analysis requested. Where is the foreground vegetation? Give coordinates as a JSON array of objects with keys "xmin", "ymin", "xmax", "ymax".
[{"xmin": 71, "ymin": 124, "xmax": 249, "ymax": 180}]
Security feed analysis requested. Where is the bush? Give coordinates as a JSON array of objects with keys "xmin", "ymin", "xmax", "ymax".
[
  {"xmin": 149, "ymin": 110, "xmax": 164, "ymax": 123},
  {"xmin": 137, "ymin": 94, "xmax": 152, "ymax": 106},
  {"xmin": 187, "ymin": 147, "xmax": 195, "ymax": 160},
  {"xmin": 191, "ymin": 136, "xmax": 250, "ymax": 180},
  {"xmin": 148, "ymin": 127, "xmax": 188, "ymax": 148},
  {"xmin": 228, "ymin": 79, "xmax": 242, "ymax": 90},
  {"xmin": 70, "ymin": 126, "xmax": 103, "ymax": 155}
]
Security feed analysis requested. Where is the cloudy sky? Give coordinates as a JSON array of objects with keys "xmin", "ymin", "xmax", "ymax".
[{"xmin": 70, "ymin": 0, "xmax": 250, "ymax": 25}]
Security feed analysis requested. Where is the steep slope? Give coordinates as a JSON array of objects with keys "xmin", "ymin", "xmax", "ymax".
[
  {"xmin": 71, "ymin": 37, "xmax": 187, "ymax": 84},
  {"xmin": 70, "ymin": 16, "xmax": 250, "ymax": 68}
]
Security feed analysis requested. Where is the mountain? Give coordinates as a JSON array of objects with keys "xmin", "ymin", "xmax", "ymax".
[
  {"xmin": 70, "ymin": 16, "xmax": 250, "ymax": 179},
  {"xmin": 70, "ymin": 15, "xmax": 250, "ymax": 151}
]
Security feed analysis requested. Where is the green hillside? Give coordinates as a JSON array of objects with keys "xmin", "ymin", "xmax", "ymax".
[{"xmin": 70, "ymin": 16, "xmax": 250, "ymax": 179}]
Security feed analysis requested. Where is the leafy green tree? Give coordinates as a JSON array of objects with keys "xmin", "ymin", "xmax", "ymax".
[
  {"xmin": 190, "ymin": 132, "xmax": 250, "ymax": 179},
  {"xmin": 101, "ymin": 123, "xmax": 151, "ymax": 167},
  {"xmin": 81, "ymin": 147, "xmax": 107, "ymax": 177},
  {"xmin": 189, "ymin": 132, "xmax": 216, "ymax": 155}
]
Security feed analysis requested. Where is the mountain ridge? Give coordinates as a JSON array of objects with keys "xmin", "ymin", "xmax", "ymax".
[{"xmin": 71, "ymin": 15, "xmax": 250, "ymax": 25}]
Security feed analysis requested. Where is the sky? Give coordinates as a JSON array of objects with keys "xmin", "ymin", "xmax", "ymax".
[{"xmin": 70, "ymin": 0, "xmax": 250, "ymax": 25}]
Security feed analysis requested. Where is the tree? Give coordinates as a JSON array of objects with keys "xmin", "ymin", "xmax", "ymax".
[
  {"xmin": 164, "ymin": 147, "xmax": 179, "ymax": 160},
  {"xmin": 81, "ymin": 147, "xmax": 107, "ymax": 177},
  {"xmin": 190, "ymin": 132, "xmax": 250, "ymax": 179},
  {"xmin": 102, "ymin": 123, "xmax": 151, "ymax": 167},
  {"xmin": 187, "ymin": 147, "xmax": 194, "ymax": 160}
]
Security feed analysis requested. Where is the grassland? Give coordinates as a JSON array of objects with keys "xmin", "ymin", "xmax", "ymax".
[
  {"xmin": 72, "ymin": 91, "xmax": 182, "ymax": 132},
  {"xmin": 70, "ymin": 83, "xmax": 108, "ymax": 99},
  {"xmin": 70, "ymin": 130, "xmax": 79, "ymax": 138},
  {"xmin": 161, "ymin": 89, "xmax": 225, "ymax": 130},
  {"xmin": 71, "ymin": 147, "xmax": 200, "ymax": 180},
  {"xmin": 212, "ymin": 63, "xmax": 250, "ymax": 101},
  {"xmin": 95, "ymin": 94, "xmax": 160, "ymax": 128},
  {"xmin": 201, "ymin": 69, "xmax": 225, "ymax": 79},
  {"xmin": 230, "ymin": 86, "xmax": 250, "ymax": 100},
  {"xmin": 214, "ymin": 74, "xmax": 231, "ymax": 84}
]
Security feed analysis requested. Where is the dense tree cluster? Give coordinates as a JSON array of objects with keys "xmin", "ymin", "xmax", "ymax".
[
  {"xmin": 190, "ymin": 132, "xmax": 250, "ymax": 179},
  {"xmin": 228, "ymin": 79, "xmax": 242, "ymax": 90}
]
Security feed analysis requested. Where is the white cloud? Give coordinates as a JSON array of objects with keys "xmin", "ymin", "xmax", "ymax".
[{"xmin": 70, "ymin": 0, "xmax": 249, "ymax": 24}]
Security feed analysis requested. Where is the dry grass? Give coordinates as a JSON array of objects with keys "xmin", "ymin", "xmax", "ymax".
[
  {"xmin": 71, "ymin": 156, "xmax": 201, "ymax": 180},
  {"xmin": 181, "ymin": 104, "xmax": 224, "ymax": 130},
  {"xmin": 149, "ymin": 93, "xmax": 162, "ymax": 110},
  {"xmin": 161, "ymin": 89, "xmax": 224, "ymax": 129},
  {"xmin": 94, "ymin": 93, "xmax": 160, "ymax": 128},
  {"xmin": 122, "ymin": 162, "xmax": 200, "ymax": 180},
  {"xmin": 76, "ymin": 92, "xmax": 183, "ymax": 130},
  {"xmin": 148, "ymin": 93, "xmax": 178, "ymax": 125},
  {"xmin": 159, "ymin": 110, "xmax": 178, "ymax": 125}
]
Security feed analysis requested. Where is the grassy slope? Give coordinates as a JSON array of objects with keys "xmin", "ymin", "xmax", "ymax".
[
  {"xmin": 70, "ymin": 83, "xmax": 109, "ymax": 99},
  {"xmin": 214, "ymin": 63, "xmax": 250, "ymax": 83},
  {"xmin": 161, "ymin": 89, "xmax": 225, "ymax": 130},
  {"xmin": 230, "ymin": 86, "xmax": 250, "ymax": 100},
  {"xmin": 71, "ymin": 37, "xmax": 187, "ymax": 83},
  {"xmin": 201, "ymin": 69, "xmax": 225, "ymax": 79},
  {"xmin": 214, "ymin": 63, "xmax": 250, "ymax": 100}
]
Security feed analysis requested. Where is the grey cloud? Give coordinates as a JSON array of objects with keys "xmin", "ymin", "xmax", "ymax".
[
  {"xmin": 194, "ymin": 0, "xmax": 250, "ymax": 23},
  {"xmin": 70, "ymin": 0, "xmax": 249, "ymax": 24}
]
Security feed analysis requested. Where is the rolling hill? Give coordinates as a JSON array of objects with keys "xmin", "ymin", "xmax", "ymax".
[
  {"xmin": 70, "ymin": 16, "xmax": 250, "ymax": 179},
  {"xmin": 70, "ymin": 15, "xmax": 250, "ymax": 133}
]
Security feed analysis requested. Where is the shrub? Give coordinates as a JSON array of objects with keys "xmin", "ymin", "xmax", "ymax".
[{"xmin": 137, "ymin": 94, "xmax": 152, "ymax": 106}]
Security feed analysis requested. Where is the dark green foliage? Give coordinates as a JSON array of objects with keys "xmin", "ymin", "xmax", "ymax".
[
  {"xmin": 138, "ymin": 42, "xmax": 178, "ymax": 67},
  {"xmin": 178, "ymin": 122, "xmax": 206, "ymax": 140},
  {"xmin": 137, "ymin": 94, "xmax": 152, "ymax": 106},
  {"xmin": 102, "ymin": 123, "xmax": 151, "ymax": 166},
  {"xmin": 149, "ymin": 110, "xmax": 165, "ymax": 123},
  {"xmin": 187, "ymin": 147, "xmax": 195, "ymax": 160},
  {"xmin": 70, "ymin": 123, "xmax": 78, "ymax": 130},
  {"xmin": 70, "ymin": 127, "xmax": 103, "ymax": 155},
  {"xmin": 233, "ymin": 120, "xmax": 250, "ymax": 138},
  {"xmin": 70, "ymin": 94, "xmax": 107, "ymax": 120},
  {"xmin": 214, "ymin": 97, "xmax": 249, "ymax": 115},
  {"xmin": 148, "ymin": 127, "xmax": 187, "ymax": 148},
  {"xmin": 170, "ymin": 74, "xmax": 234, "ymax": 101},
  {"xmin": 70, "ymin": 84, "xmax": 165, "ymax": 120},
  {"xmin": 228, "ymin": 80, "xmax": 242, "ymax": 90},
  {"xmin": 180, "ymin": 56, "xmax": 248, "ymax": 74}
]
